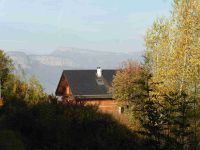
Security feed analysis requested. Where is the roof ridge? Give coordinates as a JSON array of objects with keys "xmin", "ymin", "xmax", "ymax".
[{"xmin": 63, "ymin": 69, "xmax": 116, "ymax": 71}]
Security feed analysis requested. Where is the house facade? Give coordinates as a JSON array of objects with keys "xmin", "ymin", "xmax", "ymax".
[{"xmin": 55, "ymin": 67, "xmax": 119, "ymax": 114}]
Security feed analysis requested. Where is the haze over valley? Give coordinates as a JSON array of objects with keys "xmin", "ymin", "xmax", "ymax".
[{"xmin": 7, "ymin": 47, "xmax": 143, "ymax": 94}]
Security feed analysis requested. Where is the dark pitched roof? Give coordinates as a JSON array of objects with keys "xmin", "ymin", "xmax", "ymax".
[{"xmin": 56, "ymin": 70, "xmax": 116, "ymax": 99}]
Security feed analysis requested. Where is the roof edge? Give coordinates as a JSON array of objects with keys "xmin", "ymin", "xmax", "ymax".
[
  {"xmin": 55, "ymin": 71, "xmax": 75, "ymax": 96},
  {"xmin": 75, "ymin": 94, "xmax": 113, "ymax": 100},
  {"xmin": 55, "ymin": 71, "xmax": 65, "ymax": 95}
]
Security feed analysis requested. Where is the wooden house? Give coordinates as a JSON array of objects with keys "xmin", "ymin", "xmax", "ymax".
[
  {"xmin": 55, "ymin": 67, "xmax": 119, "ymax": 114},
  {"xmin": 0, "ymin": 98, "xmax": 3, "ymax": 107}
]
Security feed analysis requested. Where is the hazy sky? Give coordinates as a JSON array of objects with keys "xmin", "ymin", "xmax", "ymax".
[{"xmin": 0, "ymin": 0, "xmax": 172, "ymax": 54}]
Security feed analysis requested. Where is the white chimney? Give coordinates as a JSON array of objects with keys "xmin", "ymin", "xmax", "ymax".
[{"xmin": 96, "ymin": 67, "xmax": 102, "ymax": 77}]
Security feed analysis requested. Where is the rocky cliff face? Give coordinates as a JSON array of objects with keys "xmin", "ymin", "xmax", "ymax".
[{"xmin": 7, "ymin": 47, "xmax": 143, "ymax": 94}]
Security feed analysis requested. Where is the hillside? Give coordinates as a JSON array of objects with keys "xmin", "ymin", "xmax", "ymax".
[{"xmin": 7, "ymin": 47, "xmax": 143, "ymax": 94}]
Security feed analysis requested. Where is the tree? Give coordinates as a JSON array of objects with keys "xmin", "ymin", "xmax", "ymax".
[
  {"xmin": 112, "ymin": 0, "xmax": 200, "ymax": 148},
  {"xmin": 112, "ymin": 59, "xmax": 167, "ymax": 148},
  {"xmin": 111, "ymin": 60, "xmax": 143, "ymax": 129},
  {"xmin": 145, "ymin": 0, "xmax": 200, "ymax": 95},
  {"xmin": 112, "ymin": 60, "xmax": 142, "ymax": 102},
  {"xmin": 0, "ymin": 50, "xmax": 14, "ymax": 99},
  {"xmin": 0, "ymin": 50, "xmax": 46, "ymax": 105},
  {"xmin": 25, "ymin": 76, "xmax": 46, "ymax": 105},
  {"xmin": 144, "ymin": 0, "xmax": 200, "ymax": 148}
]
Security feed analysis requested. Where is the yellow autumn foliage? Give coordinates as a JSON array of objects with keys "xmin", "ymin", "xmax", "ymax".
[{"xmin": 145, "ymin": 0, "xmax": 200, "ymax": 96}]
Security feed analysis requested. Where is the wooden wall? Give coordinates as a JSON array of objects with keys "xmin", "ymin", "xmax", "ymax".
[
  {"xmin": 80, "ymin": 99, "xmax": 118, "ymax": 114},
  {"xmin": 82, "ymin": 99, "xmax": 128, "ymax": 124},
  {"xmin": 0, "ymin": 98, "xmax": 3, "ymax": 107}
]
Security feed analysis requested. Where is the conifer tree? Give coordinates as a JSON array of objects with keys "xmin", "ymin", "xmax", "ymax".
[{"xmin": 145, "ymin": 0, "xmax": 200, "ymax": 148}]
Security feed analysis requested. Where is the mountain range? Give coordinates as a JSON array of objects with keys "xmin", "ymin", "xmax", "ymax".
[{"xmin": 7, "ymin": 47, "xmax": 143, "ymax": 94}]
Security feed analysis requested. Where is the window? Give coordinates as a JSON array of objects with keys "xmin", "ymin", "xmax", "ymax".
[
  {"xmin": 118, "ymin": 106, "xmax": 124, "ymax": 114},
  {"xmin": 96, "ymin": 78, "xmax": 104, "ymax": 85}
]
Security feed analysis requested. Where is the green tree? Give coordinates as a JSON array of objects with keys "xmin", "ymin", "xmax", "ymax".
[
  {"xmin": 112, "ymin": 58, "xmax": 166, "ymax": 148},
  {"xmin": 0, "ymin": 50, "xmax": 46, "ymax": 105},
  {"xmin": 144, "ymin": 0, "xmax": 200, "ymax": 148},
  {"xmin": 0, "ymin": 50, "xmax": 14, "ymax": 99},
  {"xmin": 25, "ymin": 76, "xmax": 46, "ymax": 105}
]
